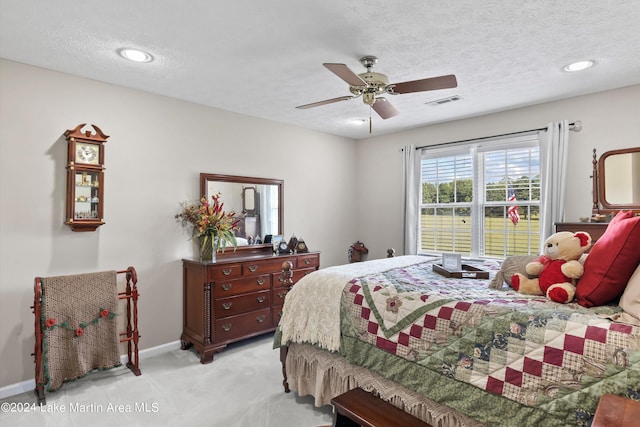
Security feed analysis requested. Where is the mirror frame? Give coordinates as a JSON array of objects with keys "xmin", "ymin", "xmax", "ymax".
[
  {"xmin": 242, "ymin": 186, "xmax": 258, "ymax": 216},
  {"xmin": 200, "ymin": 173, "xmax": 284, "ymax": 255},
  {"xmin": 593, "ymin": 147, "xmax": 640, "ymax": 213}
]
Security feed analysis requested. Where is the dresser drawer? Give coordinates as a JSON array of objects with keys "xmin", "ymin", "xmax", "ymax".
[
  {"xmin": 272, "ymin": 306, "xmax": 284, "ymax": 327},
  {"xmin": 214, "ymin": 290, "xmax": 270, "ymax": 318},
  {"xmin": 272, "ymin": 287, "xmax": 288, "ymax": 306},
  {"xmin": 273, "ymin": 266, "xmax": 317, "ymax": 287},
  {"xmin": 242, "ymin": 257, "xmax": 297, "ymax": 276},
  {"xmin": 297, "ymin": 253, "xmax": 319, "ymax": 269},
  {"xmin": 213, "ymin": 274, "xmax": 271, "ymax": 298},
  {"xmin": 294, "ymin": 267, "xmax": 316, "ymax": 282},
  {"xmin": 206, "ymin": 263, "xmax": 243, "ymax": 281},
  {"xmin": 214, "ymin": 308, "xmax": 271, "ymax": 341}
]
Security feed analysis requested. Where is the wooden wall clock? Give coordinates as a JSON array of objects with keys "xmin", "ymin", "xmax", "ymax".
[{"xmin": 64, "ymin": 123, "xmax": 109, "ymax": 231}]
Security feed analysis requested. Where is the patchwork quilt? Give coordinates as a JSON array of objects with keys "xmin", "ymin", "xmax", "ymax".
[{"xmin": 338, "ymin": 259, "xmax": 640, "ymax": 426}]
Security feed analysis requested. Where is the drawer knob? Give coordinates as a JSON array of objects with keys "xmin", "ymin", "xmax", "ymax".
[
  {"xmin": 256, "ymin": 296, "xmax": 266, "ymax": 303},
  {"xmin": 257, "ymin": 278, "xmax": 265, "ymax": 285},
  {"xmin": 256, "ymin": 315, "xmax": 266, "ymax": 323},
  {"xmin": 277, "ymin": 291, "xmax": 285, "ymax": 299},
  {"xmin": 304, "ymin": 259, "xmax": 311, "ymax": 265},
  {"xmin": 222, "ymin": 324, "xmax": 232, "ymax": 332},
  {"xmin": 221, "ymin": 283, "xmax": 232, "ymax": 291},
  {"xmin": 222, "ymin": 302, "xmax": 232, "ymax": 310},
  {"xmin": 277, "ymin": 275, "xmax": 284, "ymax": 283},
  {"xmin": 248, "ymin": 265, "xmax": 258, "ymax": 273},
  {"xmin": 222, "ymin": 268, "xmax": 233, "ymax": 276}
]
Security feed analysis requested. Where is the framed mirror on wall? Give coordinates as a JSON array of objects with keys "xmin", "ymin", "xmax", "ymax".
[
  {"xmin": 200, "ymin": 173, "xmax": 283, "ymax": 254},
  {"xmin": 592, "ymin": 147, "xmax": 640, "ymax": 214}
]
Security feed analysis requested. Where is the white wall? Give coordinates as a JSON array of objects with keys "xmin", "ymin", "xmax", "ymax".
[
  {"xmin": 0, "ymin": 59, "xmax": 357, "ymax": 388},
  {"xmin": 354, "ymin": 85, "xmax": 640, "ymax": 257}
]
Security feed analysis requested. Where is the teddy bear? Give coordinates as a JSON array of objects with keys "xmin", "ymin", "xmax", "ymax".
[{"xmin": 511, "ymin": 231, "xmax": 592, "ymax": 303}]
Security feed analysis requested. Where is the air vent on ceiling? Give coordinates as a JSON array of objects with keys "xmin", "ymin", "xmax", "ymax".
[{"xmin": 426, "ymin": 95, "xmax": 462, "ymax": 106}]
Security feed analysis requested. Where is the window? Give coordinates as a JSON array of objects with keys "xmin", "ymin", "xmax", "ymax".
[{"xmin": 419, "ymin": 134, "xmax": 541, "ymax": 258}]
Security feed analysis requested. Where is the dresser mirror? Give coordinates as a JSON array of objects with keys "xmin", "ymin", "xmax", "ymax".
[
  {"xmin": 592, "ymin": 147, "xmax": 640, "ymax": 213},
  {"xmin": 200, "ymin": 173, "xmax": 283, "ymax": 252}
]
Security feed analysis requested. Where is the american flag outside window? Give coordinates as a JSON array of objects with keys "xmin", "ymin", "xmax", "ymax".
[{"xmin": 508, "ymin": 187, "xmax": 520, "ymax": 225}]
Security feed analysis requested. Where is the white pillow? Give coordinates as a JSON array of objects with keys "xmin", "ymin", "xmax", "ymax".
[{"xmin": 619, "ymin": 263, "xmax": 640, "ymax": 322}]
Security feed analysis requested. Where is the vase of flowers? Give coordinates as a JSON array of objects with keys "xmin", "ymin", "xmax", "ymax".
[{"xmin": 176, "ymin": 193, "xmax": 240, "ymax": 261}]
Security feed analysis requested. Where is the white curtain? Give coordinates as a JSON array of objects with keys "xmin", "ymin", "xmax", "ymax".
[
  {"xmin": 539, "ymin": 120, "xmax": 570, "ymax": 245},
  {"xmin": 402, "ymin": 145, "xmax": 419, "ymax": 255}
]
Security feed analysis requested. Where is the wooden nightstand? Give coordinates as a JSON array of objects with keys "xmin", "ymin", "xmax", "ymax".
[{"xmin": 555, "ymin": 222, "xmax": 608, "ymax": 248}]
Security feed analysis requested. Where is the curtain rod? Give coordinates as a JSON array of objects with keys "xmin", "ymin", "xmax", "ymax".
[{"xmin": 414, "ymin": 120, "xmax": 581, "ymax": 151}]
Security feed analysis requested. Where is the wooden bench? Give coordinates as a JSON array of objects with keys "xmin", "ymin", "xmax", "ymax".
[
  {"xmin": 592, "ymin": 394, "xmax": 640, "ymax": 427},
  {"xmin": 331, "ymin": 388, "xmax": 432, "ymax": 427}
]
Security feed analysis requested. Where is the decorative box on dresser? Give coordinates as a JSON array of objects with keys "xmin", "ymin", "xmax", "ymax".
[
  {"xmin": 181, "ymin": 246, "xmax": 319, "ymax": 364},
  {"xmin": 555, "ymin": 222, "xmax": 608, "ymax": 247}
]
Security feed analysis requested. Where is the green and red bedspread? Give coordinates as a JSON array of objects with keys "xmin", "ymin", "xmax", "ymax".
[
  {"xmin": 277, "ymin": 256, "xmax": 639, "ymax": 425},
  {"xmin": 333, "ymin": 258, "xmax": 639, "ymax": 426}
]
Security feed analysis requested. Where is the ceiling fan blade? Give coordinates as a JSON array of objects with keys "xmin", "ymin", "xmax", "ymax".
[
  {"xmin": 372, "ymin": 97, "xmax": 399, "ymax": 119},
  {"xmin": 295, "ymin": 96, "xmax": 354, "ymax": 109},
  {"xmin": 388, "ymin": 74, "xmax": 457, "ymax": 94},
  {"xmin": 323, "ymin": 63, "xmax": 367, "ymax": 87}
]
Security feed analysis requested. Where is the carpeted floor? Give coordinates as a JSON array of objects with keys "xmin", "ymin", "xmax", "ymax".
[{"xmin": 0, "ymin": 333, "xmax": 334, "ymax": 427}]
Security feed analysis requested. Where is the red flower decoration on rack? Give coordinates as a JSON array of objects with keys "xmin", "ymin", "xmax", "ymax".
[{"xmin": 43, "ymin": 309, "xmax": 116, "ymax": 335}]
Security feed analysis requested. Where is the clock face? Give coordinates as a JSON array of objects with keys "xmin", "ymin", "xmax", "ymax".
[
  {"xmin": 76, "ymin": 143, "xmax": 99, "ymax": 164},
  {"xmin": 278, "ymin": 241, "xmax": 291, "ymax": 254}
]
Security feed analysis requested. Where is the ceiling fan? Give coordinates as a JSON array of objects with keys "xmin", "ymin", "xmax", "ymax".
[{"xmin": 296, "ymin": 56, "xmax": 457, "ymax": 121}]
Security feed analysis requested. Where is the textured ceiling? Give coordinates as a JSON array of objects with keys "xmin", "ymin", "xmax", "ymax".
[{"xmin": 1, "ymin": 1, "xmax": 639, "ymax": 139}]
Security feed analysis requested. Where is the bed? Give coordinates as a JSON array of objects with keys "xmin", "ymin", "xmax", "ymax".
[{"xmin": 274, "ymin": 255, "xmax": 640, "ymax": 427}]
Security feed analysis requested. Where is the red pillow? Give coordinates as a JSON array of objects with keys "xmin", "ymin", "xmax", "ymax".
[{"xmin": 576, "ymin": 211, "xmax": 640, "ymax": 307}]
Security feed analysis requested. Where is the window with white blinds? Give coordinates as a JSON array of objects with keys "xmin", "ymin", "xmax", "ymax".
[{"xmin": 419, "ymin": 133, "xmax": 541, "ymax": 258}]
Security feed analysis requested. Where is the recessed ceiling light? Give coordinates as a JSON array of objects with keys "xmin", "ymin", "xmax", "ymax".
[
  {"xmin": 118, "ymin": 48, "xmax": 154, "ymax": 63},
  {"xmin": 563, "ymin": 60, "xmax": 594, "ymax": 72}
]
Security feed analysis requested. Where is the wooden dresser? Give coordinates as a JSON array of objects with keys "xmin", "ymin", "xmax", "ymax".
[
  {"xmin": 181, "ymin": 249, "xmax": 319, "ymax": 363},
  {"xmin": 555, "ymin": 222, "xmax": 608, "ymax": 247}
]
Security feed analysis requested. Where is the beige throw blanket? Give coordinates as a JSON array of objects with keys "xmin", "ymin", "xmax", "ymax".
[
  {"xmin": 279, "ymin": 255, "xmax": 431, "ymax": 352},
  {"xmin": 39, "ymin": 271, "xmax": 120, "ymax": 392}
]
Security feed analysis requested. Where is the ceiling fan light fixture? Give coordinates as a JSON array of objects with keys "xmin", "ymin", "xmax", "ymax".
[
  {"xmin": 118, "ymin": 48, "xmax": 154, "ymax": 63},
  {"xmin": 563, "ymin": 60, "xmax": 594, "ymax": 72},
  {"xmin": 298, "ymin": 55, "xmax": 457, "ymax": 121}
]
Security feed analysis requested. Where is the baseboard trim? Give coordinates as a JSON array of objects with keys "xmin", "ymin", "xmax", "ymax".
[{"xmin": 0, "ymin": 340, "xmax": 182, "ymax": 400}]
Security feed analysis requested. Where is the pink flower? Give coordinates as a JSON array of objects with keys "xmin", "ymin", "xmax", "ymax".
[
  {"xmin": 510, "ymin": 322, "xmax": 522, "ymax": 335},
  {"xmin": 75, "ymin": 327, "xmax": 84, "ymax": 337},
  {"xmin": 45, "ymin": 318, "xmax": 56, "ymax": 328},
  {"xmin": 459, "ymin": 356, "xmax": 473, "ymax": 369},
  {"xmin": 100, "ymin": 309, "xmax": 110, "ymax": 318}
]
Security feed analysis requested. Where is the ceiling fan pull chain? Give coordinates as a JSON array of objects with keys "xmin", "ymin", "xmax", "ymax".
[{"xmin": 369, "ymin": 107, "xmax": 372, "ymax": 134}]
